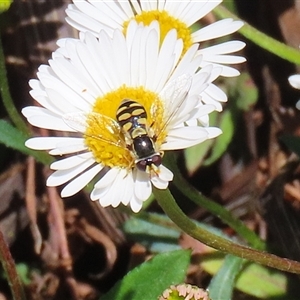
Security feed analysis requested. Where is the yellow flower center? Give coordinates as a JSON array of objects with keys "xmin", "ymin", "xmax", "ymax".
[
  {"xmin": 85, "ymin": 86, "xmax": 166, "ymax": 169},
  {"xmin": 123, "ymin": 10, "xmax": 193, "ymax": 55}
]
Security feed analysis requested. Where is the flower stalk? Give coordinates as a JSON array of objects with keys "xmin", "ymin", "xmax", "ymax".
[
  {"xmin": 0, "ymin": 229, "xmax": 26, "ymax": 300},
  {"xmin": 164, "ymin": 153, "xmax": 265, "ymax": 250},
  {"xmin": 153, "ymin": 187, "xmax": 300, "ymax": 274},
  {"xmin": 0, "ymin": 37, "xmax": 30, "ymax": 136}
]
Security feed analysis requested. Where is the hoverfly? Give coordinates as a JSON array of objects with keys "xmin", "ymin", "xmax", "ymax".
[{"xmin": 63, "ymin": 75, "xmax": 192, "ymax": 175}]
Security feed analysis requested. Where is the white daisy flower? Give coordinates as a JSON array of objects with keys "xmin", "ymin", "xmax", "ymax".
[
  {"xmin": 22, "ymin": 21, "xmax": 221, "ymax": 213},
  {"xmin": 288, "ymin": 74, "xmax": 300, "ymax": 109},
  {"xmin": 66, "ymin": 0, "xmax": 246, "ymax": 79}
]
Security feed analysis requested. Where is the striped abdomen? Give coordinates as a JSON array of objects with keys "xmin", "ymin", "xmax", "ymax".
[
  {"xmin": 116, "ymin": 99, "xmax": 157, "ymax": 160},
  {"xmin": 116, "ymin": 99, "xmax": 148, "ymax": 139}
]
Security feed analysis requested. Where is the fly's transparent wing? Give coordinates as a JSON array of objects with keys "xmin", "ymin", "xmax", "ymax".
[
  {"xmin": 151, "ymin": 74, "xmax": 193, "ymax": 138},
  {"xmin": 63, "ymin": 112, "xmax": 90, "ymax": 133},
  {"xmin": 63, "ymin": 112, "xmax": 125, "ymax": 149}
]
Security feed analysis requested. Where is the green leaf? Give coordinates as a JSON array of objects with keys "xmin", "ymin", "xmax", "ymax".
[
  {"xmin": 236, "ymin": 263, "xmax": 287, "ymax": 298},
  {"xmin": 0, "ymin": 120, "xmax": 31, "ymax": 153},
  {"xmin": 280, "ymin": 135, "xmax": 300, "ymax": 158},
  {"xmin": 0, "ymin": 0, "xmax": 12, "ymax": 12},
  {"xmin": 234, "ymin": 73, "xmax": 258, "ymax": 112},
  {"xmin": 123, "ymin": 216, "xmax": 181, "ymax": 253},
  {"xmin": 208, "ymin": 255, "xmax": 244, "ymax": 300},
  {"xmin": 203, "ymin": 110, "xmax": 234, "ymax": 166},
  {"xmin": 221, "ymin": 0, "xmax": 236, "ymax": 12},
  {"xmin": 16, "ymin": 263, "xmax": 33, "ymax": 285},
  {"xmin": 183, "ymin": 139, "xmax": 214, "ymax": 176},
  {"xmin": 202, "ymin": 253, "xmax": 287, "ymax": 299},
  {"xmin": 184, "ymin": 112, "xmax": 217, "ymax": 174},
  {"xmin": 100, "ymin": 250, "xmax": 191, "ymax": 300},
  {"xmin": 0, "ymin": 119, "xmax": 52, "ymax": 164}
]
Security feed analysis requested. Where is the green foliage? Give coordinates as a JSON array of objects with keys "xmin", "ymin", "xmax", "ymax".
[
  {"xmin": 0, "ymin": 0, "xmax": 12, "ymax": 13},
  {"xmin": 233, "ymin": 73, "xmax": 258, "ymax": 111},
  {"xmin": 184, "ymin": 72, "xmax": 258, "ymax": 175},
  {"xmin": 123, "ymin": 214, "xmax": 181, "ymax": 253},
  {"xmin": 100, "ymin": 250, "xmax": 191, "ymax": 300},
  {"xmin": 214, "ymin": 5, "xmax": 300, "ymax": 64},
  {"xmin": 202, "ymin": 253, "xmax": 288, "ymax": 299},
  {"xmin": 183, "ymin": 110, "xmax": 234, "ymax": 174},
  {"xmin": 221, "ymin": 0, "xmax": 236, "ymax": 12},
  {"xmin": 203, "ymin": 109, "xmax": 234, "ymax": 166},
  {"xmin": 0, "ymin": 120, "xmax": 32, "ymax": 155},
  {"xmin": 0, "ymin": 120, "xmax": 52, "ymax": 164},
  {"xmin": 208, "ymin": 255, "xmax": 245, "ymax": 300},
  {"xmin": 183, "ymin": 139, "xmax": 214, "ymax": 176},
  {"xmin": 15, "ymin": 263, "xmax": 33, "ymax": 286}
]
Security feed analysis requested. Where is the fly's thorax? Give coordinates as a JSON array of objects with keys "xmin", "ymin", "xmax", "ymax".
[{"xmin": 132, "ymin": 135, "xmax": 156, "ymax": 158}]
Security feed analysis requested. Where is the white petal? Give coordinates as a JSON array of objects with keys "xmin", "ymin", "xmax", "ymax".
[
  {"xmin": 129, "ymin": 197, "xmax": 144, "ymax": 213},
  {"xmin": 196, "ymin": 103, "xmax": 216, "ymax": 118},
  {"xmin": 151, "ymin": 176, "xmax": 169, "ymax": 189},
  {"xmin": 94, "ymin": 168, "xmax": 121, "ymax": 189},
  {"xmin": 162, "ymin": 127, "xmax": 212, "ymax": 150},
  {"xmin": 61, "ymin": 163, "xmax": 103, "ymax": 197},
  {"xmin": 66, "ymin": 7, "xmax": 113, "ymax": 36},
  {"xmin": 25, "ymin": 137, "xmax": 84, "ymax": 150},
  {"xmin": 120, "ymin": 171, "xmax": 134, "ymax": 206},
  {"xmin": 199, "ymin": 41, "xmax": 246, "ymax": 55},
  {"xmin": 198, "ymin": 114, "xmax": 209, "ymax": 127},
  {"xmin": 49, "ymin": 140, "xmax": 87, "ymax": 155},
  {"xmin": 74, "ymin": 1, "xmax": 121, "ymax": 28},
  {"xmin": 50, "ymin": 152, "xmax": 93, "ymax": 170},
  {"xmin": 134, "ymin": 170, "xmax": 152, "ymax": 201},
  {"xmin": 201, "ymin": 54, "xmax": 246, "ymax": 65},
  {"xmin": 90, "ymin": 187, "xmax": 108, "ymax": 202},
  {"xmin": 152, "ymin": 29, "xmax": 179, "ymax": 92},
  {"xmin": 289, "ymin": 74, "xmax": 300, "ymax": 89},
  {"xmin": 206, "ymin": 127, "xmax": 222, "ymax": 138},
  {"xmin": 205, "ymin": 84, "xmax": 227, "ymax": 102},
  {"xmin": 94, "ymin": 169, "xmax": 129, "ymax": 208},
  {"xmin": 29, "ymin": 91, "xmax": 60, "ymax": 116},
  {"xmin": 201, "ymin": 92, "xmax": 224, "ymax": 112},
  {"xmin": 110, "ymin": 176, "xmax": 128, "ymax": 208},
  {"xmin": 200, "ymin": 63, "xmax": 241, "ymax": 77},
  {"xmin": 178, "ymin": 1, "xmax": 221, "ymax": 27},
  {"xmin": 192, "ymin": 19, "xmax": 243, "ymax": 42},
  {"xmin": 47, "ymin": 158, "xmax": 95, "ymax": 187},
  {"xmin": 22, "ymin": 107, "xmax": 75, "ymax": 132},
  {"xmin": 151, "ymin": 165, "xmax": 173, "ymax": 189},
  {"xmin": 49, "ymin": 58, "xmax": 98, "ymax": 100},
  {"xmin": 97, "ymin": 168, "xmax": 130, "ymax": 209},
  {"xmin": 92, "ymin": 168, "xmax": 137, "ymax": 210},
  {"xmin": 158, "ymin": 165, "xmax": 174, "ymax": 182}
]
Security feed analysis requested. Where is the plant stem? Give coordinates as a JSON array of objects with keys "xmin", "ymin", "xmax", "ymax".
[
  {"xmin": 0, "ymin": 229, "xmax": 26, "ymax": 300},
  {"xmin": 153, "ymin": 187, "xmax": 300, "ymax": 274},
  {"xmin": 214, "ymin": 5, "xmax": 300, "ymax": 65},
  {"xmin": 164, "ymin": 153, "xmax": 264, "ymax": 249},
  {"xmin": 0, "ymin": 36, "xmax": 31, "ymax": 136}
]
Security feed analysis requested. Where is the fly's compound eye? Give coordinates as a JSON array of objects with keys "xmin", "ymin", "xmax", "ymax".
[
  {"xmin": 151, "ymin": 154, "xmax": 162, "ymax": 167},
  {"xmin": 136, "ymin": 159, "xmax": 148, "ymax": 172},
  {"xmin": 136, "ymin": 155, "xmax": 162, "ymax": 172}
]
